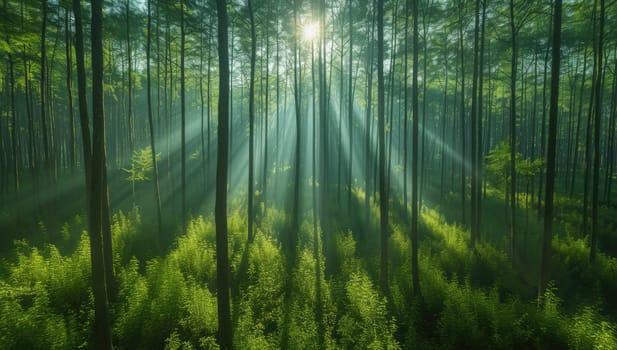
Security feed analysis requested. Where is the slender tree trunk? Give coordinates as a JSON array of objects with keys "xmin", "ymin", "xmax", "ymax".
[
  {"xmin": 419, "ymin": 0, "xmax": 431, "ymax": 206},
  {"xmin": 403, "ymin": 0, "xmax": 409, "ymax": 211},
  {"xmin": 451, "ymin": 61, "xmax": 458, "ymax": 192},
  {"xmin": 539, "ymin": 0, "xmax": 561, "ymax": 299},
  {"xmin": 319, "ymin": 0, "xmax": 331, "ymax": 272},
  {"xmin": 346, "ymin": 0, "xmax": 354, "ymax": 212},
  {"xmin": 282, "ymin": 2, "xmax": 304, "ymax": 348},
  {"xmin": 365, "ymin": 9, "xmax": 375, "ymax": 223},
  {"xmin": 248, "ymin": 0, "xmax": 256, "ymax": 243},
  {"xmin": 24, "ymin": 53, "xmax": 35, "ymax": 176},
  {"xmin": 386, "ymin": 2, "xmax": 398, "ymax": 203},
  {"xmin": 605, "ymin": 51, "xmax": 617, "ymax": 204},
  {"xmin": 477, "ymin": 0, "xmax": 487, "ymax": 240},
  {"xmin": 40, "ymin": 0, "xmax": 50, "ymax": 181},
  {"xmin": 583, "ymin": 74, "xmax": 595, "ymax": 235},
  {"xmin": 458, "ymin": 0, "xmax": 466, "ymax": 225},
  {"xmin": 73, "ymin": 0, "xmax": 91, "ymax": 185},
  {"xmin": 470, "ymin": 0, "xmax": 481, "ymax": 247},
  {"xmin": 89, "ymin": 0, "xmax": 113, "ymax": 347},
  {"xmin": 126, "ymin": 0, "xmax": 134, "ymax": 156},
  {"xmin": 4, "ymin": 0, "xmax": 19, "ymax": 196},
  {"xmin": 65, "ymin": 9, "xmax": 76, "ymax": 170},
  {"xmin": 9, "ymin": 59, "xmax": 19, "ymax": 191},
  {"xmin": 569, "ymin": 48, "xmax": 588, "ymax": 197},
  {"xmin": 591, "ymin": 0, "xmax": 604, "ymax": 262},
  {"xmin": 215, "ymin": 0, "xmax": 233, "ymax": 348},
  {"xmin": 537, "ymin": 32, "xmax": 551, "ymax": 210},
  {"xmin": 292, "ymin": 1, "xmax": 302, "ymax": 253},
  {"xmin": 180, "ymin": 0, "xmax": 187, "ymax": 232},
  {"xmin": 228, "ymin": 27, "xmax": 234, "ymax": 189},
  {"xmin": 310, "ymin": 37, "xmax": 326, "ymax": 350},
  {"xmin": 377, "ymin": 0, "xmax": 388, "ymax": 296},
  {"xmin": 276, "ymin": 8, "xmax": 281, "ymax": 185},
  {"xmin": 411, "ymin": 0, "xmax": 420, "ymax": 298},
  {"xmin": 338, "ymin": 18, "xmax": 344, "ymax": 205},
  {"xmin": 263, "ymin": 28, "xmax": 270, "ymax": 213},
  {"xmin": 440, "ymin": 46, "xmax": 448, "ymax": 201},
  {"xmin": 200, "ymin": 7, "xmax": 207, "ymax": 192},
  {"xmin": 147, "ymin": 0, "xmax": 163, "ymax": 240},
  {"xmin": 207, "ymin": 23, "xmax": 213, "ymax": 196},
  {"xmin": 509, "ymin": 0, "xmax": 518, "ymax": 264}
]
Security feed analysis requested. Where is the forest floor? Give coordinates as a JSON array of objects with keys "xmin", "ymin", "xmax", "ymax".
[{"xmin": 1, "ymin": 172, "xmax": 617, "ymax": 349}]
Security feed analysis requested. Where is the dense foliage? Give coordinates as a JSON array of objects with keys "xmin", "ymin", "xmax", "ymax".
[{"xmin": 1, "ymin": 193, "xmax": 617, "ymax": 348}]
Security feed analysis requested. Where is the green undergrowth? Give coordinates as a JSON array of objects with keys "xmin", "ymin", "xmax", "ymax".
[{"xmin": 1, "ymin": 204, "xmax": 616, "ymax": 349}]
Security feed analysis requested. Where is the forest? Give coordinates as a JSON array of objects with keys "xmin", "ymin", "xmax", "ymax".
[{"xmin": 1, "ymin": 0, "xmax": 617, "ymax": 348}]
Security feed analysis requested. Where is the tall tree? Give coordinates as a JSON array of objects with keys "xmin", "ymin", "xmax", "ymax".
[
  {"xmin": 199, "ymin": 3, "xmax": 207, "ymax": 193},
  {"xmin": 310, "ymin": 22, "xmax": 325, "ymax": 348},
  {"xmin": 458, "ymin": 0, "xmax": 467, "ymax": 225},
  {"xmin": 89, "ymin": 0, "xmax": 113, "ymax": 347},
  {"xmin": 40, "ymin": 0, "xmax": 50, "ymax": 180},
  {"xmin": 347, "ymin": 0, "xmax": 354, "ymax": 211},
  {"xmin": 590, "ymin": 0, "xmax": 604, "ymax": 262},
  {"xmin": 364, "ymin": 2, "xmax": 375, "ymax": 225},
  {"xmin": 292, "ymin": 0, "xmax": 302, "ymax": 254},
  {"xmin": 180, "ymin": 0, "xmax": 187, "ymax": 232},
  {"xmin": 65, "ymin": 8, "xmax": 76, "ymax": 170},
  {"xmin": 411, "ymin": 0, "xmax": 420, "ymax": 297},
  {"xmin": 248, "ymin": 0, "xmax": 256, "ymax": 243},
  {"xmin": 125, "ymin": 0, "xmax": 134, "ymax": 156},
  {"xmin": 539, "ymin": 0, "xmax": 562, "ymax": 298},
  {"xmin": 147, "ymin": 0, "xmax": 163, "ymax": 240},
  {"xmin": 215, "ymin": 0, "xmax": 233, "ymax": 348},
  {"xmin": 470, "ymin": 0, "xmax": 481, "ymax": 247},
  {"xmin": 476, "ymin": 0, "xmax": 487, "ymax": 241},
  {"xmin": 4, "ymin": 0, "xmax": 19, "ymax": 196},
  {"xmin": 538, "ymin": 20, "xmax": 553, "ymax": 209},
  {"xmin": 262, "ymin": 24, "xmax": 270, "ymax": 213},
  {"xmin": 73, "ymin": 0, "xmax": 92, "ymax": 206},
  {"xmin": 605, "ymin": 55, "xmax": 617, "ymax": 204},
  {"xmin": 403, "ymin": 0, "xmax": 410, "ymax": 212},
  {"xmin": 377, "ymin": 0, "xmax": 388, "ymax": 296},
  {"xmin": 508, "ymin": 0, "xmax": 518, "ymax": 264}
]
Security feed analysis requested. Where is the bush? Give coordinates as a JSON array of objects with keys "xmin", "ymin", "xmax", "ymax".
[
  {"xmin": 0, "ymin": 235, "xmax": 93, "ymax": 349},
  {"xmin": 168, "ymin": 216, "xmax": 216, "ymax": 284},
  {"xmin": 338, "ymin": 272, "xmax": 400, "ymax": 349}
]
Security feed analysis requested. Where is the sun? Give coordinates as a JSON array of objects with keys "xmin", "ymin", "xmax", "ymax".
[{"xmin": 302, "ymin": 22, "xmax": 319, "ymax": 42}]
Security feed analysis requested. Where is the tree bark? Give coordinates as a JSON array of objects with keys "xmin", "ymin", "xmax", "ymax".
[
  {"xmin": 347, "ymin": 0, "xmax": 354, "ymax": 212},
  {"xmin": 64, "ymin": 9, "xmax": 76, "ymax": 170},
  {"xmin": 411, "ymin": 0, "xmax": 420, "ymax": 298},
  {"xmin": 89, "ymin": 0, "xmax": 113, "ymax": 347},
  {"xmin": 591, "ymin": 0, "xmax": 604, "ymax": 262},
  {"xmin": 180, "ymin": 0, "xmax": 187, "ymax": 233},
  {"xmin": 470, "ymin": 0, "xmax": 481, "ymax": 247},
  {"xmin": 248, "ymin": 0, "xmax": 256, "ymax": 243},
  {"xmin": 263, "ymin": 27, "xmax": 270, "ymax": 214},
  {"xmin": 365, "ymin": 6, "xmax": 375, "ymax": 224},
  {"xmin": 377, "ymin": 0, "xmax": 388, "ymax": 296},
  {"xmin": 569, "ymin": 47, "xmax": 588, "ymax": 197},
  {"xmin": 458, "ymin": 0, "xmax": 467, "ymax": 226},
  {"xmin": 476, "ymin": 0, "xmax": 487, "ymax": 241},
  {"xmin": 509, "ymin": 0, "xmax": 518, "ymax": 264},
  {"xmin": 215, "ymin": 0, "xmax": 233, "ymax": 348},
  {"xmin": 40, "ymin": 0, "xmax": 50, "ymax": 181},
  {"xmin": 147, "ymin": 0, "xmax": 163, "ymax": 241},
  {"xmin": 539, "ymin": 0, "xmax": 561, "ymax": 299},
  {"xmin": 125, "ymin": 0, "xmax": 134, "ymax": 156}
]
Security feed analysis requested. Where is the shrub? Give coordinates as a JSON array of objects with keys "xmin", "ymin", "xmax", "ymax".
[
  {"xmin": 168, "ymin": 216, "xmax": 216, "ymax": 284},
  {"xmin": 338, "ymin": 272, "xmax": 400, "ymax": 349}
]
